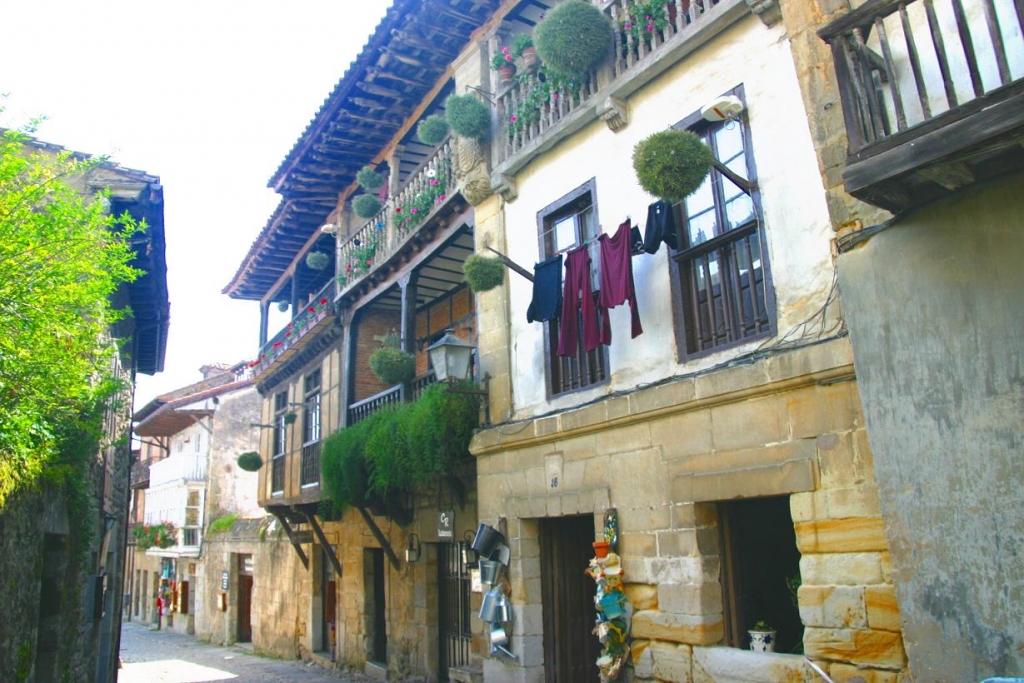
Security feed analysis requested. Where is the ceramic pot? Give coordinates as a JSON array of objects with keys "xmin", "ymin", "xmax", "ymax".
[
  {"xmin": 498, "ymin": 63, "xmax": 517, "ymax": 85},
  {"xmin": 749, "ymin": 629, "xmax": 777, "ymax": 653},
  {"xmin": 593, "ymin": 540, "xmax": 610, "ymax": 558}
]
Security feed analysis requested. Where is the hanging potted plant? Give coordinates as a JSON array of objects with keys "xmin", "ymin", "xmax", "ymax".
[
  {"xmin": 445, "ymin": 94, "xmax": 491, "ymax": 141},
  {"xmin": 352, "ymin": 193, "xmax": 383, "ymax": 219},
  {"xmin": 491, "ymin": 44, "xmax": 517, "ymax": 84},
  {"xmin": 632, "ymin": 129, "xmax": 713, "ymax": 202},
  {"xmin": 369, "ymin": 339, "xmax": 416, "ymax": 386},
  {"xmin": 356, "ymin": 165, "xmax": 386, "ymax": 193},
  {"xmin": 534, "ymin": 0, "xmax": 615, "ymax": 77},
  {"xmin": 305, "ymin": 251, "xmax": 330, "ymax": 271},
  {"xmin": 237, "ymin": 452, "xmax": 262, "ymax": 472},
  {"xmin": 417, "ymin": 115, "xmax": 450, "ymax": 146},
  {"xmin": 462, "ymin": 254, "xmax": 505, "ymax": 293},
  {"xmin": 748, "ymin": 620, "xmax": 777, "ymax": 653}
]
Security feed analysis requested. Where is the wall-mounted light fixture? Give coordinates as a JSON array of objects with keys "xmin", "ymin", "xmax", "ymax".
[
  {"xmin": 462, "ymin": 529, "xmax": 478, "ymax": 567},
  {"xmin": 427, "ymin": 332, "xmax": 490, "ymax": 420},
  {"xmin": 405, "ymin": 533, "xmax": 421, "ymax": 564}
]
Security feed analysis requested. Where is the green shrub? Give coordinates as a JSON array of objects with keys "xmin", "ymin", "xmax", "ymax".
[
  {"xmin": 445, "ymin": 94, "xmax": 491, "ymax": 141},
  {"xmin": 417, "ymin": 115, "xmax": 450, "ymax": 146},
  {"xmin": 208, "ymin": 513, "xmax": 238, "ymax": 534},
  {"xmin": 356, "ymin": 166, "xmax": 386, "ymax": 192},
  {"xmin": 321, "ymin": 412, "xmax": 379, "ymax": 507},
  {"xmin": 237, "ymin": 451, "xmax": 262, "ymax": 472},
  {"xmin": 512, "ymin": 33, "xmax": 535, "ymax": 57},
  {"xmin": 305, "ymin": 251, "xmax": 330, "ymax": 271},
  {"xmin": 277, "ymin": 300, "xmax": 289, "ymax": 312},
  {"xmin": 352, "ymin": 193, "xmax": 383, "ymax": 219},
  {"xmin": 369, "ymin": 345, "xmax": 416, "ymax": 385},
  {"xmin": 632, "ymin": 129, "xmax": 713, "ymax": 202},
  {"xmin": 463, "ymin": 254, "xmax": 505, "ymax": 292},
  {"xmin": 534, "ymin": 0, "xmax": 614, "ymax": 76}
]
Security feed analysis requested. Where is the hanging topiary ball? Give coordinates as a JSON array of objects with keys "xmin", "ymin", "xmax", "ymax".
[
  {"xmin": 445, "ymin": 94, "xmax": 491, "ymax": 141},
  {"xmin": 369, "ymin": 346, "xmax": 417, "ymax": 385},
  {"xmin": 237, "ymin": 452, "xmax": 263, "ymax": 472},
  {"xmin": 356, "ymin": 166, "xmax": 386, "ymax": 192},
  {"xmin": 534, "ymin": 0, "xmax": 615, "ymax": 77},
  {"xmin": 462, "ymin": 254, "xmax": 505, "ymax": 293},
  {"xmin": 306, "ymin": 251, "xmax": 330, "ymax": 270},
  {"xmin": 417, "ymin": 115, "xmax": 450, "ymax": 146},
  {"xmin": 353, "ymin": 193, "xmax": 383, "ymax": 219},
  {"xmin": 632, "ymin": 129, "xmax": 713, "ymax": 202},
  {"xmin": 277, "ymin": 300, "xmax": 290, "ymax": 312}
]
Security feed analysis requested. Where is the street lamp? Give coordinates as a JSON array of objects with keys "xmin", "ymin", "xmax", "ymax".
[{"xmin": 426, "ymin": 331, "xmax": 475, "ymax": 383}]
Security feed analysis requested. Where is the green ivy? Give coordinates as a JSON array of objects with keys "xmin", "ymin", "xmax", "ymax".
[{"xmin": 208, "ymin": 513, "xmax": 238, "ymax": 534}]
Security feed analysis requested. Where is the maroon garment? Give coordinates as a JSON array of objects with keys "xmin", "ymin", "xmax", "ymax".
[
  {"xmin": 599, "ymin": 220, "xmax": 643, "ymax": 341},
  {"xmin": 557, "ymin": 245, "xmax": 609, "ymax": 356}
]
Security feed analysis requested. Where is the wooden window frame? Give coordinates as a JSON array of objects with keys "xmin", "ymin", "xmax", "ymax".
[
  {"xmin": 535, "ymin": 178, "xmax": 609, "ymax": 398},
  {"xmin": 668, "ymin": 85, "xmax": 777, "ymax": 362},
  {"xmin": 300, "ymin": 369, "xmax": 322, "ymax": 488},
  {"xmin": 271, "ymin": 391, "xmax": 287, "ymax": 495}
]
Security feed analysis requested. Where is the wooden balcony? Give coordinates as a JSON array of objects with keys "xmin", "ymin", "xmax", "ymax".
[
  {"xmin": 251, "ymin": 279, "xmax": 337, "ymax": 379},
  {"xmin": 819, "ymin": 0, "xmax": 1024, "ymax": 213},
  {"xmin": 494, "ymin": 0, "xmax": 750, "ymax": 174}
]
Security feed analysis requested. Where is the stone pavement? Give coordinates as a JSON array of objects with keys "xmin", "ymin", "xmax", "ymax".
[{"xmin": 119, "ymin": 621, "xmax": 379, "ymax": 683}]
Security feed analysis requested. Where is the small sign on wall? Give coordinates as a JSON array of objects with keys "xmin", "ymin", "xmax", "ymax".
[
  {"xmin": 438, "ymin": 509, "xmax": 454, "ymax": 540},
  {"xmin": 221, "ymin": 570, "xmax": 229, "ymax": 591},
  {"xmin": 470, "ymin": 568, "xmax": 482, "ymax": 593}
]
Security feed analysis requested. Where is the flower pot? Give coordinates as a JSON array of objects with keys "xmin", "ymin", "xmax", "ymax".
[
  {"xmin": 521, "ymin": 46, "xmax": 539, "ymax": 69},
  {"xmin": 498, "ymin": 63, "xmax": 517, "ymax": 85},
  {"xmin": 593, "ymin": 540, "xmax": 610, "ymax": 558},
  {"xmin": 749, "ymin": 629, "xmax": 777, "ymax": 653}
]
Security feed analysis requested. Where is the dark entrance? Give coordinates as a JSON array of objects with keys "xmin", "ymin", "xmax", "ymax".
[
  {"xmin": 237, "ymin": 554, "xmax": 253, "ymax": 643},
  {"xmin": 365, "ymin": 548, "xmax": 387, "ymax": 663},
  {"xmin": 438, "ymin": 541, "xmax": 471, "ymax": 679},
  {"xmin": 540, "ymin": 515, "xmax": 600, "ymax": 683},
  {"xmin": 718, "ymin": 496, "xmax": 803, "ymax": 653},
  {"xmin": 319, "ymin": 545, "xmax": 337, "ymax": 657}
]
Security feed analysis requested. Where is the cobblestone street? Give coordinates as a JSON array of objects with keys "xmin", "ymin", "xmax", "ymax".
[{"xmin": 119, "ymin": 621, "xmax": 377, "ymax": 683}]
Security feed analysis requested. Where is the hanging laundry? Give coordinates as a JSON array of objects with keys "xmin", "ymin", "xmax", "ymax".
[
  {"xmin": 526, "ymin": 254, "xmax": 563, "ymax": 323},
  {"xmin": 599, "ymin": 220, "xmax": 643, "ymax": 341},
  {"xmin": 643, "ymin": 199, "xmax": 679, "ymax": 254},
  {"xmin": 557, "ymin": 245, "xmax": 609, "ymax": 356}
]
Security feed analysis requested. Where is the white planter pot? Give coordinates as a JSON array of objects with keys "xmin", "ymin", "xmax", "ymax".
[{"xmin": 749, "ymin": 629, "xmax": 777, "ymax": 653}]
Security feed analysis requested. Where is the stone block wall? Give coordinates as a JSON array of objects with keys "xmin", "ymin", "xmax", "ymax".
[{"xmin": 472, "ymin": 337, "xmax": 907, "ymax": 682}]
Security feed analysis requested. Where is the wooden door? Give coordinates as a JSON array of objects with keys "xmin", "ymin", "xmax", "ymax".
[
  {"xmin": 237, "ymin": 554, "xmax": 253, "ymax": 643},
  {"xmin": 540, "ymin": 515, "xmax": 600, "ymax": 683}
]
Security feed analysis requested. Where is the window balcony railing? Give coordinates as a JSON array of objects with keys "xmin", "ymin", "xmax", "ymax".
[
  {"xmin": 819, "ymin": 0, "xmax": 1024, "ymax": 210},
  {"xmin": 496, "ymin": 0, "xmax": 727, "ymax": 164},
  {"xmin": 301, "ymin": 440, "xmax": 321, "ymax": 487},
  {"xmin": 337, "ymin": 139, "xmax": 456, "ymax": 294},
  {"xmin": 346, "ymin": 370, "xmax": 438, "ymax": 425},
  {"xmin": 252, "ymin": 279, "xmax": 336, "ymax": 377},
  {"xmin": 149, "ymin": 454, "xmax": 207, "ymax": 489}
]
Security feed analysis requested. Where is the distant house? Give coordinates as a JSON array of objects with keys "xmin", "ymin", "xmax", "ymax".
[{"xmin": 127, "ymin": 362, "xmax": 260, "ymax": 641}]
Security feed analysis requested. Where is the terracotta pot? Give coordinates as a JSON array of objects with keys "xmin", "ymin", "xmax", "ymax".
[
  {"xmin": 498, "ymin": 63, "xmax": 517, "ymax": 85},
  {"xmin": 521, "ymin": 46, "xmax": 539, "ymax": 69},
  {"xmin": 593, "ymin": 540, "xmax": 610, "ymax": 558}
]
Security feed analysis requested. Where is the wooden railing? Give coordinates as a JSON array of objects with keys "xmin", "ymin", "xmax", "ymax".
[
  {"xmin": 495, "ymin": 0, "xmax": 723, "ymax": 162},
  {"xmin": 254, "ymin": 279, "xmax": 336, "ymax": 375},
  {"xmin": 819, "ymin": 0, "xmax": 1024, "ymax": 155},
  {"xmin": 348, "ymin": 385, "xmax": 402, "ymax": 425},
  {"xmin": 338, "ymin": 139, "xmax": 455, "ymax": 293}
]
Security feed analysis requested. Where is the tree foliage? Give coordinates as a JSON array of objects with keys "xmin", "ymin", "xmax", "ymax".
[{"xmin": 0, "ymin": 127, "xmax": 142, "ymax": 507}]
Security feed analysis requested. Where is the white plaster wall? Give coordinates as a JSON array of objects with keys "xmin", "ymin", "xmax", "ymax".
[{"xmin": 504, "ymin": 16, "xmax": 835, "ymax": 417}]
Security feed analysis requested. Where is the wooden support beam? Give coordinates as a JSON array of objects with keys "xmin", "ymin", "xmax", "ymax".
[
  {"xmin": 484, "ymin": 245, "xmax": 534, "ymax": 282},
  {"xmin": 296, "ymin": 506, "xmax": 343, "ymax": 577},
  {"xmin": 357, "ymin": 506, "xmax": 402, "ymax": 570},
  {"xmin": 711, "ymin": 159, "xmax": 754, "ymax": 195},
  {"xmin": 268, "ymin": 508, "xmax": 309, "ymax": 569}
]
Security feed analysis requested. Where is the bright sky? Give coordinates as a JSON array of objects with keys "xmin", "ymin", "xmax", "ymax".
[{"xmin": 0, "ymin": 1, "xmax": 392, "ymax": 409}]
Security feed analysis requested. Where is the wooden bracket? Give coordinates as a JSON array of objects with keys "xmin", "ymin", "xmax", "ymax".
[
  {"xmin": 357, "ymin": 506, "xmax": 402, "ymax": 570},
  {"xmin": 484, "ymin": 246, "xmax": 534, "ymax": 282},
  {"xmin": 296, "ymin": 505, "xmax": 343, "ymax": 577},
  {"xmin": 268, "ymin": 508, "xmax": 309, "ymax": 570},
  {"xmin": 712, "ymin": 159, "xmax": 755, "ymax": 195}
]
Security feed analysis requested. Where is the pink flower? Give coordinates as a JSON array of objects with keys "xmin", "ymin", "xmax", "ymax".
[
  {"xmin": 510, "ymin": 114, "xmax": 518, "ymax": 122},
  {"xmin": 395, "ymin": 207, "xmax": 401, "ymax": 213},
  {"xmin": 411, "ymin": 208, "xmax": 418, "ymax": 214},
  {"xmin": 624, "ymin": 22, "xmax": 632, "ymax": 29},
  {"xmin": 645, "ymin": 14, "xmax": 651, "ymax": 19},
  {"xmin": 647, "ymin": 23, "xmax": 654, "ymax": 31},
  {"xmin": 504, "ymin": 54, "xmax": 513, "ymax": 62},
  {"xmin": 501, "ymin": 46, "xmax": 510, "ymax": 54},
  {"xmin": 308, "ymin": 306, "xmax": 316, "ymax": 313},
  {"xmin": 320, "ymin": 298, "xmax": 328, "ymax": 305},
  {"xmin": 439, "ymin": 195, "xmax": 446, "ymax": 201}
]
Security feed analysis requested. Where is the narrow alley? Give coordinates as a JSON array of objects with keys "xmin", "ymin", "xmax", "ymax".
[{"xmin": 118, "ymin": 621, "xmax": 375, "ymax": 683}]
